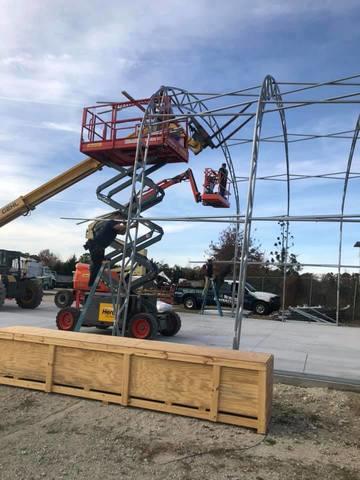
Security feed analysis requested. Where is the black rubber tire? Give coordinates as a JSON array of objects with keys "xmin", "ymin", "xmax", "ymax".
[
  {"xmin": 128, "ymin": 312, "xmax": 158, "ymax": 339},
  {"xmin": 55, "ymin": 290, "xmax": 74, "ymax": 308},
  {"xmin": 0, "ymin": 280, "xmax": 6, "ymax": 308},
  {"xmin": 16, "ymin": 280, "xmax": 43, "ymax": 309},
  {"xmin": 254, "ymin": 301, "xmax": 269, "ymax": 316},
  {"xmin": 56, "ymin": 307, "xmax": 80, "ymax": 331},
  {"xmin": 183, "ymin": 295, "xmax": 198, "ymax": 310},
  {"xmin": 160, "ymin": 311, "xmax": 181, "ymax": 337}
]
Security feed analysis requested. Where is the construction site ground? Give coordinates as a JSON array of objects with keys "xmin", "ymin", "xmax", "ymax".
[
  {"xmin": 1, "ymin": 295, "xmax": 360, "ymax": 381},
  {"xmin": 1, "ymin": 297, "xmax": 360, "ymax": 478},
  {"xmin": 1, "ymin": 382, "xmax": 360, "ymax": 479}
]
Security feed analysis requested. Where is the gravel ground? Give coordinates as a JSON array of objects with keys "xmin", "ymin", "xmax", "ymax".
[{"xmin": 0, "ymin": 383, "xmax": 359, "ymax": 480}]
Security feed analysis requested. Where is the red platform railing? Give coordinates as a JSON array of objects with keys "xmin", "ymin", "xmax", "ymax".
[{"xmin": 80, "ymin": 99, "xmax": 189, "ymax": 166}]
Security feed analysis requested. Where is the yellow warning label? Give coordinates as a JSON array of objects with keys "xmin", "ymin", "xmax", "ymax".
[
  {"xmin": 86, "ymin": 142, "xmax": 104, "ymax": 148},
  {"xmin": 98, "ymin": 303, "xmax": 115, "ymax": 323}
]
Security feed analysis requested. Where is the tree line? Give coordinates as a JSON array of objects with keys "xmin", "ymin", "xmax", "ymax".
[{"xmin": 33, "ymin": 225, "xmax": 360, "ymax": 321}]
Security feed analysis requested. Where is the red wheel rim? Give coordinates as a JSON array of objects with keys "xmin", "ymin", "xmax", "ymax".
[
  {"xmin": 58, "ymin": 311, "xmax": 74, "ymax": 330},
  {"xmin": 131, "ymin": 318, "xmax": 151, "ymax": 339}
]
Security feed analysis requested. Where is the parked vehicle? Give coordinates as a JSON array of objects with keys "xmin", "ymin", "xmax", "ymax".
[
  {"xmin": 0, "ymin": 249, "xmax": 43, "ymax": 309},
  {"xmin": 41, "ymin": 266, "xmax": 56, "ymax": 290},
  {"xmin": 174, "ymin": 280, "xmax": 280, "ymax": 315},
  {"xmin": 54, "ymin": 274, "xmax": 73, "ymax": 289}
]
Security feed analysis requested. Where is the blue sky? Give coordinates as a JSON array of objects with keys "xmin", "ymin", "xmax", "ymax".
[{"xmin": 0, "ymin": 0, "xmax": 360, "ymax": 272}]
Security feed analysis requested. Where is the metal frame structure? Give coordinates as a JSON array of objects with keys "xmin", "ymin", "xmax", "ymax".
[{"xmin": 82, "ymin": 73, "xmax": 360, "ymax": 348}]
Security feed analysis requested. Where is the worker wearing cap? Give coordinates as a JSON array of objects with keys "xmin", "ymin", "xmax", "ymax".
[{"xmin": 84, "ymin": 220, "xmax": 126, "ymax": 286}]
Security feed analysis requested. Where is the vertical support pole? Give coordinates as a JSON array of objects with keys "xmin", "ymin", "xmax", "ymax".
[
  {"xmin": 352, "ymin": 274, "xmax": 358, "ymax": 322},
  {"xmin": 111, "ymin": 105, "xmax": 116, "ymax": 147},
  {"xmin": 281, "ymin": 221, "xmax": 289, "ymax": 322},
  {"xmin": 233, "ymin": 83, "xmax": 266, "ymax": 349}
]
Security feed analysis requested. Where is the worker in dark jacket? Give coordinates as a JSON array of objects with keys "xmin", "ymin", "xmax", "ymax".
[
  {"xmin": 84, "ymin": 220, "xmax": 126, "ymax": 286},
  {"xmin": 218, "ymin": 163, "xmax": 228, "ymax": 197},
  {"xmin": 202, "ymin": 258, "xmax": 214, "ymax": 293}
]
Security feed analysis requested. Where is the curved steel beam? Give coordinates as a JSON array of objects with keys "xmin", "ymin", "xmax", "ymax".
[
  {"xmin": 114, "ymin": 87, "xmax": 166, "ymax": 335},
  {"xmin": 232, "ymin": 75, "xmax": 291, "ymax": 349},
  {"xmin": 336, "ymin": 115, "xmax": 360, "ymax": 326}
]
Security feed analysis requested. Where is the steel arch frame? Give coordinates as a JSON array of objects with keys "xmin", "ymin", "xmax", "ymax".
[
  {"xmin": 107, "ymin": 72, "xmax": 360, "ymax": 347},
  {"xmin": 231, "ymin": 75, "xmax": 290, "ymax": 349}
]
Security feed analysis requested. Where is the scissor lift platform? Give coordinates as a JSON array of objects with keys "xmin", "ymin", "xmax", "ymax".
[{"xmin": 80, "ymin": 98, "xmax": 189, "ymax": 166}]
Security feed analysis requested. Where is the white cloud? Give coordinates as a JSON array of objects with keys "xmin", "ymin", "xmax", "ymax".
[
  {"xmin": 0, "ymin": 216, "xmax": 85, "ymax": 259},
  {"xmin": 0, "ymin": 0, "xmax": 359, "ymax": 267},
  {"xmin": 42, "ymin": 121, "xmax": 79, "ymax": 133},
  {"xmin": 162, "ymin": 223, "xmax": 192, "ymax": 234}
]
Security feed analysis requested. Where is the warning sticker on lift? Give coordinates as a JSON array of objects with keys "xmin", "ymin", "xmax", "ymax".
[{"xmin": 98, "ymin": 303, "xmax": 115, "ymax": 323}]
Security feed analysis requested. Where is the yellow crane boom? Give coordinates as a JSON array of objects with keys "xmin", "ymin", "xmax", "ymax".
[{"xmin": 0, "ymin": 157, "xmax": 102, "ymax": 228}]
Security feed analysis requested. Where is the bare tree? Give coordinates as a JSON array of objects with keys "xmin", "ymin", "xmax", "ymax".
[{"xmin": 269, "ymin": 221, "xmax": 301, "ymax": 274}]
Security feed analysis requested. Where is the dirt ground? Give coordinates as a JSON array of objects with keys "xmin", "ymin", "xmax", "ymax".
[{"xmin": 0, "ymin": 383, "xmax": 359, "ymax": 480}]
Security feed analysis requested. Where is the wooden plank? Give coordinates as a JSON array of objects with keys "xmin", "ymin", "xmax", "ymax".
[
  {"xmin": 0, "ymin": 327, "xmax": 272, "ymax": 364},
  {"xmin": 0, "ymin": 376, "xmax": 46, "ymax": 392},
  {"xmin": 0, "ymin": 326, "xmax": 273, "ymax": 433},
  {"xmin": 121, "ymin": 354, "xmax": 131, "ymax": 406},
  {"xmin": 217, "ymin": 413, "xmax": 258, "ymax": 429},
  {"xmin": 210, "ymin": 365, "xmax": 221, "ymax": 421},
  {"xmin": 257, "ymin": 370, "xmax": 267, "ymax": 434},
  {"xmin": 266, "ymin": 356, "xmax": 274, "ymax": 431},
  {"xmin": 129, "ymin": 398, "xmax": 212, "ymax": 421},
  {"xmin": 45, "ymin": 345, "xmax": 56, "ymax": 393},
  {"xmin": 52, "ymin": 385, "xmax": 123, "ymax": 404},
  {"xmin": 0, "ymin": 328, "xmax": 268, "ymax": 370}
]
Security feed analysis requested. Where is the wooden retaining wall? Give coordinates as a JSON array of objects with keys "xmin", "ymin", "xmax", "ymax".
[{"xmin": 0, "ymin": 326, "xmax": 273, "ymax": 433}]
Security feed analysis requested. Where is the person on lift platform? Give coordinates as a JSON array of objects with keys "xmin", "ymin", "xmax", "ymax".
[{"xmin": 218, "ymin": 163, "xmax": 228, "ymax": 197}]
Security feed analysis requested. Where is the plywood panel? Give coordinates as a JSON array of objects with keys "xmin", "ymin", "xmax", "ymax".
[
  {"xmin": 219, "ymin": 367, "xmax": 259, "ymax": 417},
  {"xmin": 53, "ymin": 347, "xmax": 124, "ymax": 394},
  {"xmin": 0, "ymin": 339, "xmax": 48, "ymax": 381},
  {"xmin": 130, "ymin": 357, "xmax": 212, "ymax": 408}
]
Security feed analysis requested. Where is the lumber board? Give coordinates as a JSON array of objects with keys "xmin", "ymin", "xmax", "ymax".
[{"xmin": 0, "ymin": 326, "xmax": 273, "ymax": 433}]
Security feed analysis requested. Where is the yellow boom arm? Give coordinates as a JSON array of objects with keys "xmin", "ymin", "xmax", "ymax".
[{"xmin": 0, "ymin": 157, "xmax": 101, "ymax": 228}]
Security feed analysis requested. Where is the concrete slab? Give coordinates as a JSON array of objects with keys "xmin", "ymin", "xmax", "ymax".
[{"xmin": 1, "ymin": 298, "xmax": 360, "ymax": 382}]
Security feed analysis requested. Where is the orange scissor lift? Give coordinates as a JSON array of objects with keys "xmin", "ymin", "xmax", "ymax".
[{"xmin": 58, "ymin": 93, "xmax": 231, "ymax": 338}]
